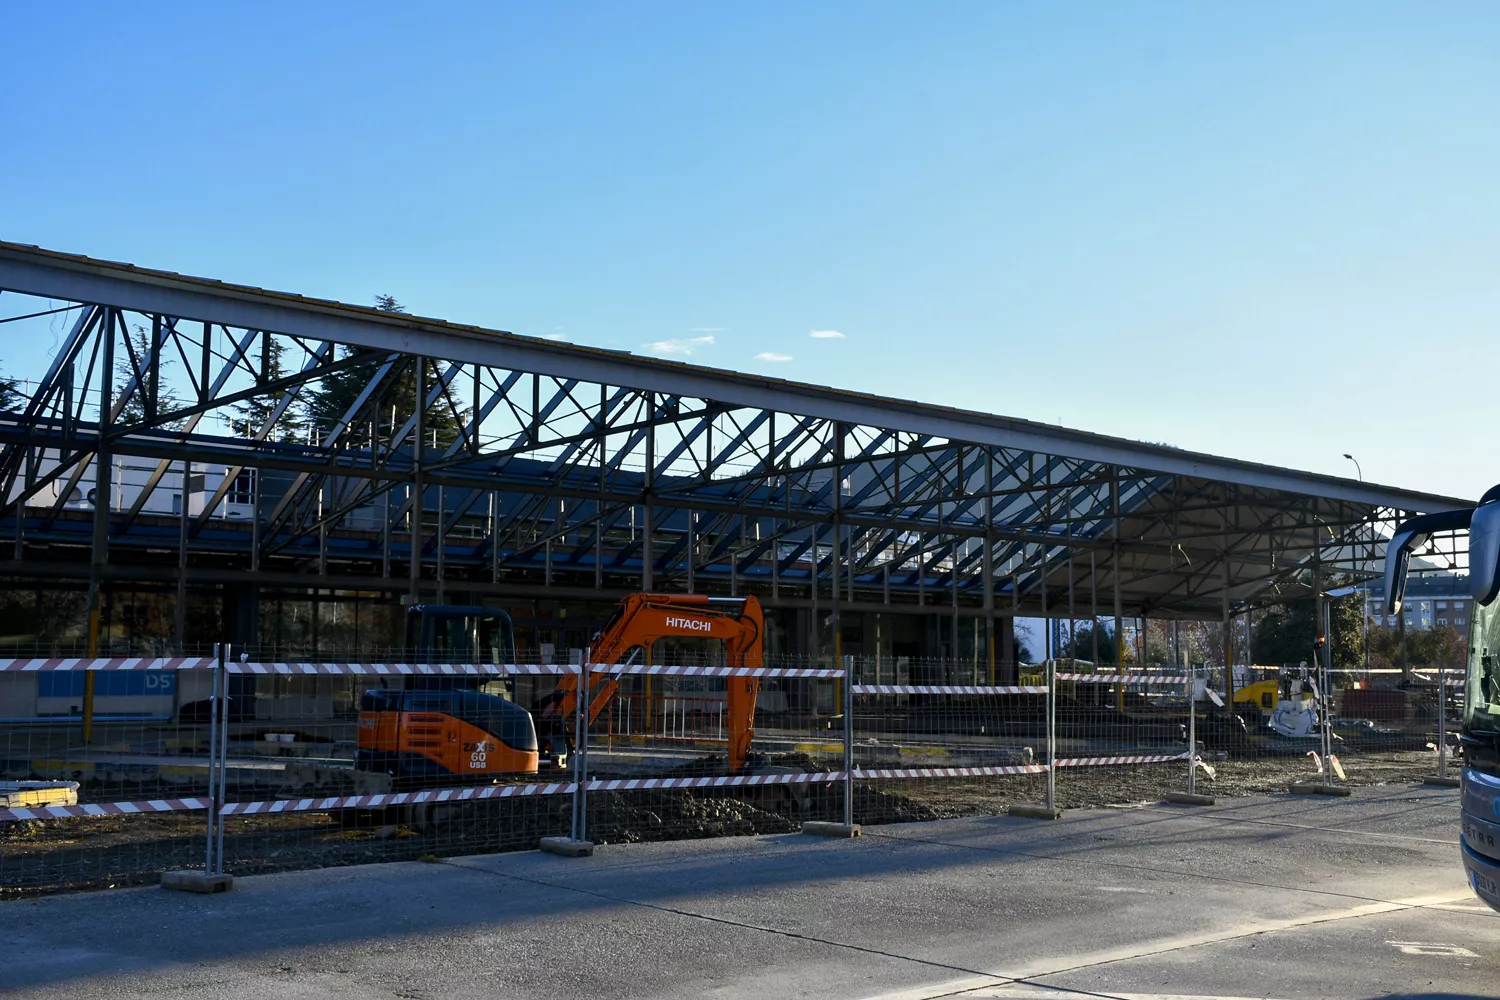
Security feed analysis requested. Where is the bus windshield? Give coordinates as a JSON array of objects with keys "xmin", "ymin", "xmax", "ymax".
[{"xmin": 1467, "ymin": 597, "xmax": 1500, "ymax": 735}]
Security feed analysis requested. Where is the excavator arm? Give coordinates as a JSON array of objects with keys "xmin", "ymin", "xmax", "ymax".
[{"xmin": 538, "ymin": 594, "xmax": 764, "ymax": 770}]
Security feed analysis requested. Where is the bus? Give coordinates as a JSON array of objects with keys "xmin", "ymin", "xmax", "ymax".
[{"xmin": 1384, "ymin": 486, "xmax": 1500, "ymax": 910}]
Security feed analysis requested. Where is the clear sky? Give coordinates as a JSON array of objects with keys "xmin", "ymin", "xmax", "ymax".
[{"xmin": 3, "ymin": 3, "xmax": 1497, "ymax": 500}]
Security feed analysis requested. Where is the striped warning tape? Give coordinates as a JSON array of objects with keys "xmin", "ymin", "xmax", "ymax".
[
  {"xmin": 216, "ymin": 771, "xmax": 847, "ymax": 816},
  {"xmin": 594, "ymin": 664, "xmax": 845, "ymax": 679},
  {"xmin": 852, "ymin": 684, "xmax": 1047, "ymax": 696},
  {"xmin": 1056, "ymin": 753, "xmax": 1189, "ymax": 767},
  {"xmin": 1055, "ymin": 673, "xmax": 1191, "ymax": 685},
  {"xmin": 219, "ymin": 781, "xmax": 578, "ymax": 816},
  {"xmin": 1411, "ymin": 672, "xmax": 1466, "ymax": 687},
  {"xmin": 584, "ymin": 771, "xmax": 843, "ymax": 792},
  {"xmin": 0, "ymin": 656, "xmax": 217, "ymax": 672},
  {"xmin": 0, "ymin": 658, "xmax": 847, "ymax": 678},
  {"xmin": 852, "ymin": 764, "xmax": 1047, "ymax": 779},
  {"xmin": 228, "ymin": 662, "xmax": 580, "ymax": 676},
  {"xmin": 0, "ymin": 796, "xmax": 210, "ymax": 822},
  {"xmin": 225, "ymin": 662, "xmax": 846, "ymax": 678}
]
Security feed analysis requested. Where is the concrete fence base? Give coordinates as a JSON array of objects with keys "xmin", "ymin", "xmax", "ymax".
[
  {"xmin": 539, "ymin": 837, "xmax": 596, "ymax": 858},
  {"xmin": 161, "ymin": 871, "xmax": 234, "ymax": 894},
  {"xmin": 801, "ymin": 821, "xmax": 861, "ymax": 838}
]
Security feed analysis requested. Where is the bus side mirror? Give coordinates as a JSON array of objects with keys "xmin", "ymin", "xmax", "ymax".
[
  {"xmin": 1384, "ymin": 507, "xmax": 1479, "ymax": 614},
  {"xmin": 1384, "ymin": 527, "xmax": 1424, "ymax": 615},
  {"xmin": 1471, "ymin": 500, "xmax": 1500, "ymax": 607}
]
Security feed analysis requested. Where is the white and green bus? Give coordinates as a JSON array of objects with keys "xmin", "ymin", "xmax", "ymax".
[{"xmin": 1385, "ymin": 487, "xmax": 1500, "ymax": 909}]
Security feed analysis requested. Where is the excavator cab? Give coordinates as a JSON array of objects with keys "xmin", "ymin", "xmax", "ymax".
[
  {"xmin": 404, "ymin": 605, "xmax": 516, "ymax": 666},
  {"xmin": 356, "ymin": 605, "xmax": 549, "ymax": 786}
]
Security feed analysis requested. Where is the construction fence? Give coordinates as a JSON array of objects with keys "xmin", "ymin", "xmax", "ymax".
[{"xmin": 0, "ymin": 650, "xmax": 1463, "ymax": 897}]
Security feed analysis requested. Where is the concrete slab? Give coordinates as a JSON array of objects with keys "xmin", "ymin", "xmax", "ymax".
[{"xmin": 1008, "ymin": 802, "xmax": 1062, "ymax": 819}]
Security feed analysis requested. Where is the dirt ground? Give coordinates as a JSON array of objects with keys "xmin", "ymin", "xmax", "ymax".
[{"xmin": 0, "ymin": 750, "xmax": 1448, "ymax": 899}]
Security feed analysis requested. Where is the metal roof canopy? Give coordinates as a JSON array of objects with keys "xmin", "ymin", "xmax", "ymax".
[{"xmin": 0, "ymin": 242, "xmax": 1472, "ymax": 626}]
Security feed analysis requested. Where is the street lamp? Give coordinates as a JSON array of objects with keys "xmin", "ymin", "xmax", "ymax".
[{"xmin": 1343, "ymin": 453, "xmax": 1370, "ymax": 672}]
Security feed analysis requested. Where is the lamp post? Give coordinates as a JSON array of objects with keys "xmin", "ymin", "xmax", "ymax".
[{"xmin": 1343, "ymin": 454, "xmax": 1370, "ymax": 673}]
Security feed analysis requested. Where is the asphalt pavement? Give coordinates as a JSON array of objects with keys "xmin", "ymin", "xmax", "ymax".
[{"xmin": 1, "ymin": 784, "xmax": 1493, "ymax": 999}]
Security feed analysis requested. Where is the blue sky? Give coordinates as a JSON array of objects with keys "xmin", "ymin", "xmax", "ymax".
[{"xmin": 3, "ymin": 3, "xmax": 1497, "ymax": 500}]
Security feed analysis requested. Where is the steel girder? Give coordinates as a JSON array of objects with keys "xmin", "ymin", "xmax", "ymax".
[{"xmin": 0, "ymin": 247, "xmax": 1462, "ymax": 625}]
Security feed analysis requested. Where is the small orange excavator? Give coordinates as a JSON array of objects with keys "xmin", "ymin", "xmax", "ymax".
[{"xmin": 356, "ymin": 594, "xmax": 764, "ymax": 786}]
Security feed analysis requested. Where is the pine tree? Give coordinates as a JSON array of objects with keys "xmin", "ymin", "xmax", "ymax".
[
  {"xmin": 303, "ymin": 296, "xmax": 469, "ymax": 450},
  {"xmin": 0, "ymin": 364, "xmax": 24, "ymax": 411},
  {"xmin": 115, "ymin": 325, "xmax": 185, "ymax": 429},
  {"xmin": 231, "ymin": 337, "xmax": 306, "ymax": 440}
]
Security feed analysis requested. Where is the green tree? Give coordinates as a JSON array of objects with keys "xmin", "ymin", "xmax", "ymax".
[
  {"xmin": 0, "ymin": 364, "xmax": 24, "ymax": 411},
  {"xmin": 1369, "ymin": 623, "xmax": 1467, "ymax": 671},
  {"xmin": 115, "ymin": 325, "xmax": 185, "ymax": 429},
  {"xmin": 1251, "ymin": 590, "xmax": 1364, "ymax": 669},
  {"xmin": 230, "ymin": 337, "xmax": 305, "ymax": 440},
  {"xmin": 303, "ymin": 295, "xmax": 468, "ymax": 449},
  {"xmin": 1059, "ymin": 621, "xmax": 1118, "ymax": 665}
]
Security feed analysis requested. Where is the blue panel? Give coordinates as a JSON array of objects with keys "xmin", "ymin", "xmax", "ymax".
[{"xmin": 37, "ymin": 673, "xmax": 85, "ymax": 698}]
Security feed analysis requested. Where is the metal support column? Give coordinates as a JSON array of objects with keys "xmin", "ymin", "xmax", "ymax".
[
  {"xmin": 215, "ymin": 643, "xmax": 230, "ymax": 875},
  {"xmin": 1113, "ymin": 471, "xmax": 1125, "ymax": 711},
  {"xmin": 1222, "ymin": 495, "xmax": 1236, "ymax": 707},
  {"xmin": 84, "ymin": 310, "xmax": 116, "ymax": 743},
  {"xmin": 174, "ymin": 458, "xmax": 190, "ymax": 653},
  {"xmin": 1437, "ymin": 663, "xmax": 1449, "ymax": 780},
  {"xmin": 1186, "ymin": 657, "xmax": 1197, "ymax": 796},
  {"xmin": 843, "ymin": 653, "xmax": 854, "ymax": 827},
  {"xmin": 409, "ymin": 359, "xmax": 425, "ymax": 603},
  {"xmin": 572, "ymin": 655, "xmax": 589, "ymax": 842},
  {"xmin": 984, "ymin": 451, "xmax": 996, "ymax": 685},
  {"xmin": 205, "ymin": 642, "xmax": 222, "ymax": 874},
  {"xmin": 1046, "ymin": 655, "xmax": 1057, "ymax": 811}
]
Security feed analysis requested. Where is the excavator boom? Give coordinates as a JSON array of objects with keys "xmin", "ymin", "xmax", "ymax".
[{"xmin": 539, "ymin": 594, "xmax": 764, "ymax": 769}]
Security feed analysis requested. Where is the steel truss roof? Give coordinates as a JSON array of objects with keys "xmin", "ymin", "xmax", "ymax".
[{"xmin": 0, "ymin": 242, "xmax": 1471, "ymax": 622}]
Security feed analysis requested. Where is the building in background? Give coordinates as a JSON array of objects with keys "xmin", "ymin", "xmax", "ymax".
[{"xmin": 1364, "ymin": 572, "xmax": 1469, "ymax": 632}]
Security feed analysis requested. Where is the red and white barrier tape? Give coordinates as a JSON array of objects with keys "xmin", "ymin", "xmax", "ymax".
[
  {"xmin": 1055, "ymin": 753, "xmax": 1189, "ymax": 767},
  {"xmin": 0, "ymin": 658, "xmax": 849, "ymax": 678},
  {"xmin": 1411, "ymin": 673, "xmax": 1466, "ymax": 687},
  {"xmin": 0, "ymin": 656, "xmax": 217, "ymax": 672},
  {"xmin": 228, "ymin": 662, "xmax": 579, "ymax": 676},
  {"xmin": 220, "ymin": 781, "xmax": 578, "ymax": 816},
  {"xmin": 853, "ymin": 764, "xmax": 1047, "ymax": 779},
  {"xmin": 217, "ymin": 771, "xmax": 845, "ymax": 816},
  {"xmin": 0, "ymin": 796, "xmax": 210, "ymax": 822},
  {"xmin": 593, "ymin": 664, "xmax": 845, "ymax": 679},
  {"xmin": 1055, "ymin": 673, "xmax": 1190, "ymax": 685},
  {"xmin": 228, "ymin": 662, "xmax": 847, "ymax": 678},
  {"xmin": 585, "ymin": 771, "xmax": 842, "ymax": 792},
  {"xmin": 852, "ymin": 684, "xmax": 1046, "ymax": 696}
]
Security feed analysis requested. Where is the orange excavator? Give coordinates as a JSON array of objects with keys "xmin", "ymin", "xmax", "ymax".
[
  {"xmin": 536, "ymin": 594, "xmax": 764, "ymax": 771},
  {"xmin": 356, "ymin": 594, "xmax": 764, "ymax": 786}
]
